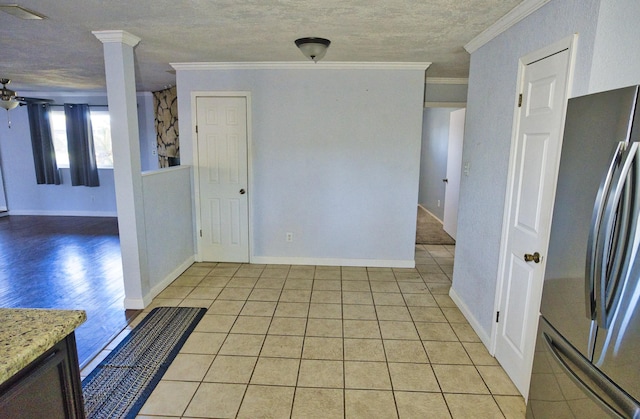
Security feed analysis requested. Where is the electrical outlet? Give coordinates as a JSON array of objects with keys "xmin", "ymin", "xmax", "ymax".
[
  {"xmin": 286, "ymin": 232, "xmax": 294, "ymax": 242},
  {"xmin": 437, "ymin": 200, "xmax": 441, "ymax": 207}
]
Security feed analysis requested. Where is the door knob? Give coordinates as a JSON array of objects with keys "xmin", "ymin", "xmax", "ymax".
[
  {"xmin": 524, "ymin": 252, "xmax": 541, "ymax": 263},
  {"xmin": 239, "ymin": 189, "xmax": 246, "ymax": 195}
]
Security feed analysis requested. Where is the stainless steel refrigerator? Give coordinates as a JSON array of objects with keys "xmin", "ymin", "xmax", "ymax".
[{"xmin": 527, "ymin": 85, "xmax": 640, "ymax": 418}]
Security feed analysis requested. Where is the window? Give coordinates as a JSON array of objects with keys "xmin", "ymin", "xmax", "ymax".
[{"xmin": 50, "ymin": 110, "xmax": 113, "ymax": 169}]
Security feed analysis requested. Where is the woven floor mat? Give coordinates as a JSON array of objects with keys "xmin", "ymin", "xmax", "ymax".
[{"xmin": 82, "ymin": 306, "xmax": 206, "ymax": 419}]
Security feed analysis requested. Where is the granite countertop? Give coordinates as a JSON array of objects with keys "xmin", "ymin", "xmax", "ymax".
[{"xmin": 0, "ymin": 308, "xmax": 86, "ymax": 385}]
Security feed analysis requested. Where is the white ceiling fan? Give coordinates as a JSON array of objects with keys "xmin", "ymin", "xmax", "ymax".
[{"xmin": 0, "ymin": 78, "xmax": 53, "ymax": 110}]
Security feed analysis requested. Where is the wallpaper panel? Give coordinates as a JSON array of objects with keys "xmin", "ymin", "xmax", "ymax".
[{"xmin": 153, "ymin": 86, "xmax": 179, "ymax": 168}]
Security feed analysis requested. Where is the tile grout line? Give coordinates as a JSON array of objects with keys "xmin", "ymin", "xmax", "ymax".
[
  {"xmin": 231, "ymin": 263, "xmax": 279, "ymax": 419},
  {"xmin": 171, "ymin": 262, "xmax": 219, "ymax": 418},
  {"xmin": 288, "ymin": 264, "xmax": 313, "ymax": 419},
  {"xmin": 115, "ymin": 244, "xmax": 523, "ymax": 418},
  {"xmin": 188, "ymin": 262, "xmax": 250, "ymax": 418},
  {"xmin": 372, "ymin": 269, "xmax": 402, "ymax": 419},
  {"xmin": 341, "ymin": 268, "xmax": 347, "ymax": 419}
]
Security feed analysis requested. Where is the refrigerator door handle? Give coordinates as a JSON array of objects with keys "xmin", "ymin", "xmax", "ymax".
[
  {"xmin": 596, "ymin": 142, "xmax": 639, "ymax": 328},
  {"xmin": 542, "ymin": 320, "xmax": 640, "ymax": 418},
  {"xmin": 586, "ymin": 142, "xmax": 626, "ymax": 321}
]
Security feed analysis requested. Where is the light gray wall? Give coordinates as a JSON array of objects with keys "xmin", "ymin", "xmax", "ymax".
[
  {"xmin": 142, "ymin": 166, "xmax": 194, "ymax": 293},
  {"xmin": 453, "ymin": 0, "xmax": 601, "ymax": 339},
  {"xmin": 425, "ymin": 82, "xmax": 468, "ymax": 105},
  {"xmin": 589, "ymin": 0, "xmax": 640, "ymax": 92},
  {"xmin": 0, "ymin": 92, "xmax": 156, "ymax": 215},
  {"xmin": 138, "ymin": 92, "xmax": 160, "ymax": 172},
  {"xmin": 419, "ymin": 108, "xmax": 455, "ymax": 220},
  {"xmin": 176, "ymin": 66, "xmax": 425, "ymax": 266}
]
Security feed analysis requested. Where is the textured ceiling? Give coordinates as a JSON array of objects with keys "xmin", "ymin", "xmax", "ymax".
[{"xmin": 0, "ymin": 0, "xmax": 522, "ymax": 93}]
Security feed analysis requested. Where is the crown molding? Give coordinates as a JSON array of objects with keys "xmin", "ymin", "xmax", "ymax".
[
  {"xmin": 170, "ymin": 62, "xmax": 431, "ymax": 71},
  {"xmin": 18, "ymin": 90, "xmax": 107, "ymax": 97},
  {"xmin": 92, "ymin": 30, "xmax": 141, "ymax": 47},
  {"xmin": 424, "ymin": 101, "xmax": 467, "ymax": 108},
  {"xmin": 426, "ymin": 77, "xmax": 469, "ymax": 85},
  {"xmin": 465, "ymin": 0, "xmax": 551, "ymax": 53}
]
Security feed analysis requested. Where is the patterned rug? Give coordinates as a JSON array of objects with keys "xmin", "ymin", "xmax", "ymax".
[
  {"xmin": 416, "ymin": 206, "xmax": 455, "ymax": 245},
  {"xmin": 82, "ymin": 306, "xmax": 206, "ymax": 419}
]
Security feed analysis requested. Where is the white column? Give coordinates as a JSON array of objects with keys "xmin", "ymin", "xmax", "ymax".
[{"xmin": 93, "ymin": 30, "xmax": 150, "ymax": 309}]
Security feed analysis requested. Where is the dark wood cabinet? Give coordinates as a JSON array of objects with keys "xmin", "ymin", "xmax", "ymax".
[{"xmin": 0, "ymin": 333, "xmax": 85, "ymax": 419}]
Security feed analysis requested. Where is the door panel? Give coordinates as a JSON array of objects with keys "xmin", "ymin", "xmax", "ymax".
[
  {"xmin": 504, "ymin": 255, "xmax": 534, "ymax": 354},
  {"xmin": 527, "ymin": 76, "xmax": 556, "ymax": 116},
  {"xmin": 515, "ymin": 133, "xmax": 549, "ymax": 232},
  {"xmin": 206, "ymin": 198, "xmax": 221, "ymax": 245},
  {"xmin": 229, "ymin": 199, "xmax": 241, "ymax": 245},
  {"xmin": 443, "ymin": 108, "xmax": 465, "ymax": 239},
  {"xmin": 196, "ymin": 96, "xmax": 249, "ymax": 262},
  {"xmin": 495, "ymin": 47, "xmax": 572, "ymax": 398}
]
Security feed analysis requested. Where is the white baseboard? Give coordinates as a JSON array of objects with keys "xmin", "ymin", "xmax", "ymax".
[
  {"xmin": 449, "ymin": 286, "xmax": 492, "ymax": 349},
  {"xmin": 123, "ymin": 297, "xmax": 149, "ymax": 310},
  {"xmin": 251, "ymin": 256, "xmax": 415, "ymax": 269},
  {"xmin": 148, "ymin": 256, "xmax": 196, "ymax": 302},
  {"xmin": 8, "ymin": 210, "xmax": 117, "ymax": 217},
  {"xmin": 124, "ymin": 255, "xmax": 195, "ymax": 310}
]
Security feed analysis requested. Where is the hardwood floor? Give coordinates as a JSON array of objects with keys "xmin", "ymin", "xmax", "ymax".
[{"xmin": 0, "ymin": 215, "xmax": 137, "ymax": 367}]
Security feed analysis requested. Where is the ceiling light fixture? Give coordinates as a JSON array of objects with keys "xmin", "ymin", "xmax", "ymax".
[
  {"xmin": 295, "ymin": 37, "xmax": 331, "ymax": 63},
  {"xmin": 0, "ymin": 79, "xmax": 19, "ymax": 110},
  {"xmin": 0, "ymin": 4, "xmax": 47, "ymax": 20},
  {"xmin": 0, "ymin": 100, "xmax": 19, "ymax": 111}
]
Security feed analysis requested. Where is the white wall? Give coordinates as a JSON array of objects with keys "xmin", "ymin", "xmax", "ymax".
[
  {"xmin": 0, "ymin": 162, "xmax": 6, "ymax": 211},
  {"xmin": 175, "ymin": 64, "xmax": 426, "ymax": 267},
  {"xmin": 453, "ymin": 0, "xmax": 601, "ymax": 339},
  {"xmin": 142, "ymin": 166, "xmax": 195, "ymax": 298},
  {"xmin": 0, "ymin": 102, "xmax": 117, "ymax": 216},
  {"xmin": 419, "ymin": 108, "xmax": 454, "ymax": 220},
  {"xmin": 0, "ymin": 92, "xmax": 156, "ymax": 216}
]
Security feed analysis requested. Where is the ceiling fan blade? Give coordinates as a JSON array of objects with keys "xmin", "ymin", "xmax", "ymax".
[{"xmin": 15, "ymin": 96, "xmax": 54, "ymax": 104}]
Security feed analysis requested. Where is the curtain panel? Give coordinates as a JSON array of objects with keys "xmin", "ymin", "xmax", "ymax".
[
  {"xmin": 64, "ymin": 104, "xmax": 100, "ymax": 187},
  {"xmin": 27, "ymin": 103, "xmax": 61, "ymax": 185}
]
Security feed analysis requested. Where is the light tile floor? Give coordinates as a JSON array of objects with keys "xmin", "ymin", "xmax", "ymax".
[{"xmin": 81, "ymin": 244, "xmax": 526, "ymax": 418}]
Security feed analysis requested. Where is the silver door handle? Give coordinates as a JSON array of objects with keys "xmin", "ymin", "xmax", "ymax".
[
  {"xmin": 540, "ymin": 318, "xmax": 640, "ymax": 418},
  {"xmin": 595, "ymin": 142, "xmax": 639, "ymax": 328},
  {"xmin": 586, "ymin": 141, "xmax": 625, "ymax": 321}
]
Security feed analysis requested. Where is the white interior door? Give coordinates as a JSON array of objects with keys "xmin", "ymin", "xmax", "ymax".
[
  {"xmin": 494, "ymin": 40, "xmax": 574, "ymax": 398},
  {"xmin": 443, "ymin": 108, "xmax": 465, "ymax": 239},
  {"xmin": 196, "ymin": 96, "xmax": 249, "ymax": 262}
]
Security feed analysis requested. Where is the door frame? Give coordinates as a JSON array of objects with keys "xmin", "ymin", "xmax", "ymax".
[
  {"xmin": 491, "ymin": 35, "xmax": 577, "ymax": 362},
  {"xmin": 191, "ymin": 91, "xmax": 253, "ymax": 263}
]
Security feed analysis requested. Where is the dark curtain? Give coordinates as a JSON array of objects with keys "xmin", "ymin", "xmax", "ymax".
[
  {"xmin": 65, "ymin": 104, "xmax": 100, "ymax": 187},
  {"xmin": 27, "ymin": 103, "xmax": 61, "ymax": 185}
]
